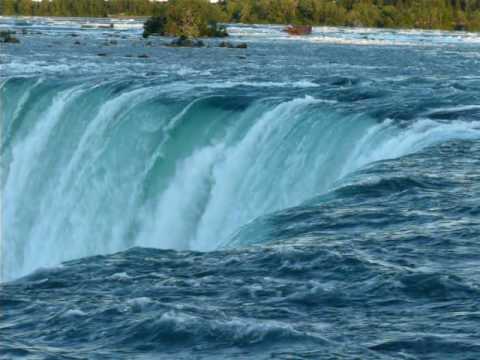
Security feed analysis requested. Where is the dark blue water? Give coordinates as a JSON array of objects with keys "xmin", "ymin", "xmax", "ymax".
[{"xmin": 1, "ymin": 18, "xmax": 480, "ymax": 359}]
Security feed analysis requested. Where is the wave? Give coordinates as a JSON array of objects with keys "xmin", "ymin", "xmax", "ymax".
[
  {"xmin": 3, "ymin": 235, "xmax": 479, "ymax": 358},
  {"xmin": 115, "ymin": 311, "xmax": 321, "ymax": 349},
  {"xmin": 1, "ymin": 77, "xmax": 480, "ymax": 281}
]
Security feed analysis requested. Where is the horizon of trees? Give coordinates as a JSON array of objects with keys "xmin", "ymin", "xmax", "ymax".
[
  {"xmin": 1, "ymin": 0, "xmax": 163, "ymax": 17},
  {"xmin": 1, "ymin": 0, "xmax": 480, "ymax": 31}
]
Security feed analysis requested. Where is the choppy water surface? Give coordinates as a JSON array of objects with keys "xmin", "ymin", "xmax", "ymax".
[{"xmin": 1, "ymin": 17, "xmax": 480, "ymax": 359}]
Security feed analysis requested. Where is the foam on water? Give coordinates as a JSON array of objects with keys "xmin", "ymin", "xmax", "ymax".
[
  {"xmin": 1, "ymin": 17, "xmax": 480, "ymax": 284},
  {"xmin": 2, "ymin": 78, "xmax": 480, "ymax": 281},
  {"xmin": 227, "ymin": 24, "xmax": 480, "ymax": 46},
  {"xmin": 1, "ymin": 20, "xmax": 480, "ymax": 360}
]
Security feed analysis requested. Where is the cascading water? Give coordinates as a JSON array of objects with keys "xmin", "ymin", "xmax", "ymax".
[
  {"xmin": 2, "ymin": 77, "xmax": 479, "ymax": 281},
  {"xmin": 2, "ymin": 19, "xmax": 480, "ymax": 360}
]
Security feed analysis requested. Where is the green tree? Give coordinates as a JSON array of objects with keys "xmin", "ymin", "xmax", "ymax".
[
  {"xmin": 298, "ymin": 0, "xmax": 315, "ymax": 23},
  {"xmin": 1, "ymin": 0, "xmax": 16, "ymax": 15},
  {"xmin": 144, "ymin": 0, "xmax": 226, "ymax": 37},
  {"xmin": 37, "ymin": 0, "xmax": 51, "ymax": 16},
  {"xmin": 17, "ymin": 0, "xmax": 33, "ymax": 15},
  {"xmin": 2, "ymin": 0, "xmax": 479, "ymax": 32}
]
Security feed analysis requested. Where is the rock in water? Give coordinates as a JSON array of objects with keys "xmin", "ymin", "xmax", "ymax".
[
  {"xmin": 284, "ymin": 25, "xmax": 312, "ymax": 35},
  {"xmin": 219, "ymin": 41, "xmax": 234, "ymax": 48},
  {"xmin": 169, "ymin": 36, "xmax": 205, "ymax": 48},
  {"xmin": 219, "ymin": 41, "xmax": 248, "ymax": 49},
  {"xmin": 1, "ymin": 30, "xmax": 20, "ymax": 44},
  {"xmin": 4, "ymin": 35, "xmax": 20, "ymax": 44}
]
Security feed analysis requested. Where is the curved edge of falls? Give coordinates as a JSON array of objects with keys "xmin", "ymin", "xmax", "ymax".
[{"xmin": 2, "ymin": 77, "xmax": 480, "ymax": 281}]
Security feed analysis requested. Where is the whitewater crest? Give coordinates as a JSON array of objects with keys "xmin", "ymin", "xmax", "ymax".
[
  {"xmin": 1, "ymin": 76, "xmax": 480, "ymax": 281},
  {"xmin": 2, "ymin": 18, "xmax": 480, "ymax": 360}
]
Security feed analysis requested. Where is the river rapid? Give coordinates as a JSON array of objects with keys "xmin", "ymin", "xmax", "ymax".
[{"xmin": 1, "ymin": 17, "xmax": 480, "ymax": 359}]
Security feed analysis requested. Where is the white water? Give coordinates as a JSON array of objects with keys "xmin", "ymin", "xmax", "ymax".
[{"xmin": 2, "ymin": 80, "xmax": 480, "ymax": 281}]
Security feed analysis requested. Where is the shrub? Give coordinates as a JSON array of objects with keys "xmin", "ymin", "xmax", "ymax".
[
  {"xmin": 143, "ymin": 16, "xmax": 167, "ymax": 38},
  {"xmin": 143, "ymin": 0, "xmax": 228, "ymax": 38}
]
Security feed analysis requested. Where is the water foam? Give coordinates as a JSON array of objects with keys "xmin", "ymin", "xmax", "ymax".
[{"xmin": 2, "ymin": 79, "xmax": 480, "ymax": 281}]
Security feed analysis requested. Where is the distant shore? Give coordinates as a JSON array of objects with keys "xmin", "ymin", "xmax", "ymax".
[
  {"xmin": 2, "ymin": 0, "xmax": 480, "ymax": 32},
  {"xmin": 2, "ymin": 15, "xmax": 480, "ymax": 36}
]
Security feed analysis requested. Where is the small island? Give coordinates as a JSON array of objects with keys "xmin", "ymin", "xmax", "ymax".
[{"xmin": 142, "ymin": 0, "xmax": 228, "ymax": 40}]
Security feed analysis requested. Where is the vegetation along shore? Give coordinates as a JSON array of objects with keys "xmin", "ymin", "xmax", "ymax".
[{"xmin": 1, "ymin": 0, "xmax": 480, "ymax": 32}]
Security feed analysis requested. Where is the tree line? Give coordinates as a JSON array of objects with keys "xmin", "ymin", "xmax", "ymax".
[
  {"xmin": 2, "ymin": 0, "xmax": 480, "ymax": 31},
  {"xmin": 1, "ymin": 0, "xmax": 163, "ymax": 17}
]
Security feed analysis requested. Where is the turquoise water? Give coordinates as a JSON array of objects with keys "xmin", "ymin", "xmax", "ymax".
[{"xmin": 1, "ymin": 18, "xmax": 480, "ymax": 359}]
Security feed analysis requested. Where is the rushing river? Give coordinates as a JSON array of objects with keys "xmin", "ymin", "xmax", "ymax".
[{"xmin": 1, "ymin": 17, "xmax": 480, "ymax": 359}]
